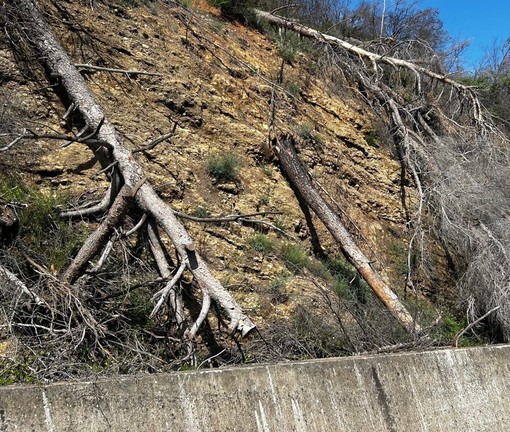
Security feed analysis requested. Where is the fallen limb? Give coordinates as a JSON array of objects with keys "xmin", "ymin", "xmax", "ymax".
[
  {"xmin": 253, "ymin": 9, "xmax": 483, "ymax": 124},
  {"xmin": 75, "ymin": 63, "xmax": 163, "ymax": 77},
  {"xmin": 0, "ymin": 263, "xmax": 43, "ymax": 305}
]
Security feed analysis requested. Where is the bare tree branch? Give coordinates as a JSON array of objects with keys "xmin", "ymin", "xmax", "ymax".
[{"xmin": 75, "ymin": 63, "xmax": 163, "ymax": 77}]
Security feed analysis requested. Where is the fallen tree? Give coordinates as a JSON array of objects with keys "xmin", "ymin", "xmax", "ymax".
[
  {"xmin": 6, "ymin": 0, "xmax": 255, "ymax": 342},
  {"xmin": 257, "ymin": 7, "xmax": 510, "ymax": 341},
  {"xmin": 274, "ymin": 135, "xmax": 420, "ymax": 335}
]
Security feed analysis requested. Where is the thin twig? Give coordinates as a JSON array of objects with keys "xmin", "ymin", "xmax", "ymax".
[
  {"xmin": 453, "ymin": 306, "xmax": 500, "ymax": 348},
  {"xmin": 132, "ymin": 123, "xmax": 178, "ymax": 154},
  {"xmin": 75, "ymin": 64, "xmax": 163, "ymax": 77},
  {"xmin": 150, "ymin": 262, "xmax": 187, "ymax": 318},
  {"xmin": 173, "ymin": 210, "xmax": 282, "ymax": 223}
]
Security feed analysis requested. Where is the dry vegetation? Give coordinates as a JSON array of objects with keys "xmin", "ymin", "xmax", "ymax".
[{"xmin": 0, "ymin": 0, "xmax": 508, "ymax": 382}]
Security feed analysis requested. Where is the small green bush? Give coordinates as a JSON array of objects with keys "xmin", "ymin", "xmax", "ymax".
[
  {"xmin": 249, "ymin": 233, "xmax": 274, "ymax": 253},
  {"xmin": 284, "ymin": 80, "xmax": 301, "ymax": 98},
  {"xmin": 209, "ymin": 0, "xmax": 258, "ymax": 24},
  {"xmin": 0, "ymin": 175, "xmax": 87, "ymax": 272},
  {"xmin": 306, "ymin": 257, "xmax": 331, "ymax": 280},
  {"xmin": 298, "ymin": 122, "xmax": 323, "ymax": 145},
  {"xmin": 434, "ymin": 312, "xmax": 465, "ymax": 341},
  {"xmin": 0, "ymin": 360, "xmax": 36, "ymax": 386},
  {"xmin": 206, "ymin": 153, "xmax": 241, "ymax": 182},
  {"xmin": 326, "ymin": 256, "xmax": 369, "ymax": 304},
  {"xmin": 281, "ymin": 243, "xmax": 308, "ymax": 273},
  {"xmin": 193, "ymin": 205, "xmax": 209, "ymax": 218},
  {"xmin": 388, "ymin": 240, "xmax": 410, "ymax": 276},
  {"xmin": 276, "ymin": 30, "xmax": 302, "ymax": 64},
  {"xmin": 364, "ymin": 130, "xmax": 380, "ymax": 148},
  {"xmin": 269, "ymin": 272, "xmax": 289, "ymax": 304}
]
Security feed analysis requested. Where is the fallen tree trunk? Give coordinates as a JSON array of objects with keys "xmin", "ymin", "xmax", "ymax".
[
  {"xmin": 274, "ymin": 136, "xmax": 420, "ymax": 335},
  {"xmin": 254, "ymin": 8, "xmax": 483, "ymax": 124},
  {"xmin": 12, "ymin": 0, "xmax": 255, "ymax": 337}
]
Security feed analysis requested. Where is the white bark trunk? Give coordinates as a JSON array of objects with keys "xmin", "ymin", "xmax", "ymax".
[{"xmin": 15, "ymin": 0, "xmax": 255, "ymax": 337}]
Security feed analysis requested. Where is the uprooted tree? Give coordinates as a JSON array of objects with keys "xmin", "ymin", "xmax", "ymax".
[{"xmin": 2, "ymin": 0, "xmax": 257, "ymax": 369}]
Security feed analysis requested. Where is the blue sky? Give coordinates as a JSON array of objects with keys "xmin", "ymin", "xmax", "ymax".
[
  {"xmin": 419, "ymin": 0, "xmax": 510, "ymax": 70},
  {"xmin": 347, "ymin": 0, "xmax": 510, "ymax": 71}
]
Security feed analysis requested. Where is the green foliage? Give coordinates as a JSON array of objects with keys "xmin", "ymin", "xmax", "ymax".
[
  {"xmin": 208, "ymin": 0, "xmax": 229, "ymax": 6},
  {"xmin": 276, "ymin": 30, "xmax": 302, "ymax": 64},
  {"xmin": 289, "ymin": 306, "xmax": 349, "ymax": 358},
  {"xmin": 260, "ymin": 164, "xmax": 274, "ymax": 178},
  {"xmin": 123, "ymin": 286, "xmax": 153, "ymax": 328},
  {"xmin": 326, "ymin": 256, "xmax": 369, "ymax": 304},
  {"xmin": 192, "ymin": 205, "xmax": 209, "ymax": 218},
  {"xmin": 284, "ymin": 80, "xmax": 301, "ymax": 97},
  {"xmin": 364, "ymin": 130, "xmax": 380, "ymax": 148},
  {"xmin": 0, "ymin": 175, "xmax": 87, "ymax": 271},
  {"xmin": 306, "ymin": 257, "xmax": 331, "ymax": 280},
  {"xmin": 209, "ymin": 17, "xmax": 225, "ymax": 33},
  {"xmin": 269, "ymin": 271, "xmax": 289, "ymax": 304},
  {"xmin": 177, "ymin": 0, "xmax": 192, "ymax": 7},
  {"xmin": 248, "ymin": 233, "xmax": 274, "ymax": 253},
  {"xmin": 298, "ymin": 122, "xmax": 323, "ymax": 145},
  {"xmin": 0, "ymin": 360, "xmax": 36, "ymax": 385},
  {"xmin": 258, "ymin": 192, "xmax": 270, "ymax": 206},
  {"xmin": 210, "ymin": 0, "xmax": 258, "ymax": 24},
  {"xmin": 388, "ymin": 240, "xmax": 410, "ymax": 276},
  {"xmin": 281, "ymin": 243, "xmax": 308, "ymax": 273},
  {"xmin": 206, "ymin": 153, "xmax": 241, "ymax": 182}
]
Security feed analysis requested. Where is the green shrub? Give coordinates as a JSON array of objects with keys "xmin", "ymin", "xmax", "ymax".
[
  {"xmin": 248, "ymin": 233, "xmax": 274, "ymax": 253},
  {"xmin": 364, "ymin": 130, "xmax": 380, "ymax": 148},
  {"xmin": 179, "ymin": 0, "xmax": 192, "ymax": 6},
  {"xmin": 193, "ymin": 205, "xmax": 209, "ymax": 218},
  {"xmin": 269, "ymin": 272, "xmax": 289, "ymax": 304},
  {"xmin": 326, "ymin": 256, "xmax": 369, "ymax": 304},
  {"xmin": 258, "ymin": 193, "xmax": 270, "ymax": 206},
  {"xmin": 206, "ymin": 153, "xmax": 241, "ymax": 182},
  {"xmin": 0, "ymin": 175, "xmax": 87, "ymax": 271},
  {"xmin": 0, "ymin": 360, "xmax": 36, "ymax": 386},
  {"xmin": 210, "ymin": 0, "xmax": 258, "ymax": 24},
  {"xmin": 284, "ymin": 80, "xmax": 301, "ymax": 97},
  {"xmin": 434, "ymin": 312, "xmax": 465, "ymax": 341},
  {"xmin": 306, "ymin": 257, "xmax": 331, "ymax": 280},
  {"xmin": 281, "ymin": 243, "xmax": 308, "ymax": 273},
  {"xmin": 298, "ymin": 122, "xmax": 323, "ymax": 145},
  {"xmin": 276, "ymin": 30, "xmax": 302, "ymax": 64},
  {"xmin": 388, "ymin": 240, "xmax": 410, "ymax": 276}
]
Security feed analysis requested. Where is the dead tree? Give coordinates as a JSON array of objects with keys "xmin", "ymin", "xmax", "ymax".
[
  {"xmin": 8, "ymin": 0, "xmax": 255, "ymax": 338},
  {"xmin": 274, "ymin": 135, "xmax": 420, "ymax": 335},
  {"xmin": 257, "ymin": 8, "xmax": 510, "ymax": 342}
]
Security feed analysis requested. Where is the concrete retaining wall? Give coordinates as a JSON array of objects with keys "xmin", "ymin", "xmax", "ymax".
[{"xmin": 1, "ymin": 345, "xmax": 509, "ymax": 431}]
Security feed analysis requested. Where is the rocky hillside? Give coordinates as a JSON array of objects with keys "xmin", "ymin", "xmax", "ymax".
[{"xmin": 0, "ymin": 0, "xmax": 466, "ymax": 378}]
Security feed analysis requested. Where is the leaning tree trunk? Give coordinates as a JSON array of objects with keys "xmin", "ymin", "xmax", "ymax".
[
  {"xmin": 254, "ymin": 9, "xmax": 482, "ymax": 125},
  {"xmin": 12, "ymin": 0, "xmax": 255, "ymax": 336},
  {"xmin": 274, "ymin": 136, "xmax": 420, "ymax": 335}
]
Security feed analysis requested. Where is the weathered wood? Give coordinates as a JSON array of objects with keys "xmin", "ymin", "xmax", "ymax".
[
  {"xmin": 254, "ymin": 8, "xmax": 483, "ymax": 124},
  {"xmin": 14, "ymin": 0, "xmax": 255, "ymax": 336},
  {"xmin": 275, "ymin": 136, "xmax": 420, "ymax": 334}
]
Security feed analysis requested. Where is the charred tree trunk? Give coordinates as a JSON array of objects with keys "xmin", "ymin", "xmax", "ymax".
[
  {"xmin": 12, "ymin": 0, "xmax": 255, "ymax": 337},
  {"xmin": 274, "ymin": 136, "xmax": 420, "ymax": 335}
]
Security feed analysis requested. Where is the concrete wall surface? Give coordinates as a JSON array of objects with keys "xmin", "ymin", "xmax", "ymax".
[{"xmin": 0, "ymin": 344, "xmax": 509, "ymax": 431}]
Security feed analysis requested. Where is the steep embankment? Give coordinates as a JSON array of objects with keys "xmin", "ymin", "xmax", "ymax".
[{"xmin": 0, "ymin": 0, "xmax": 455, "ymax": 367}]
